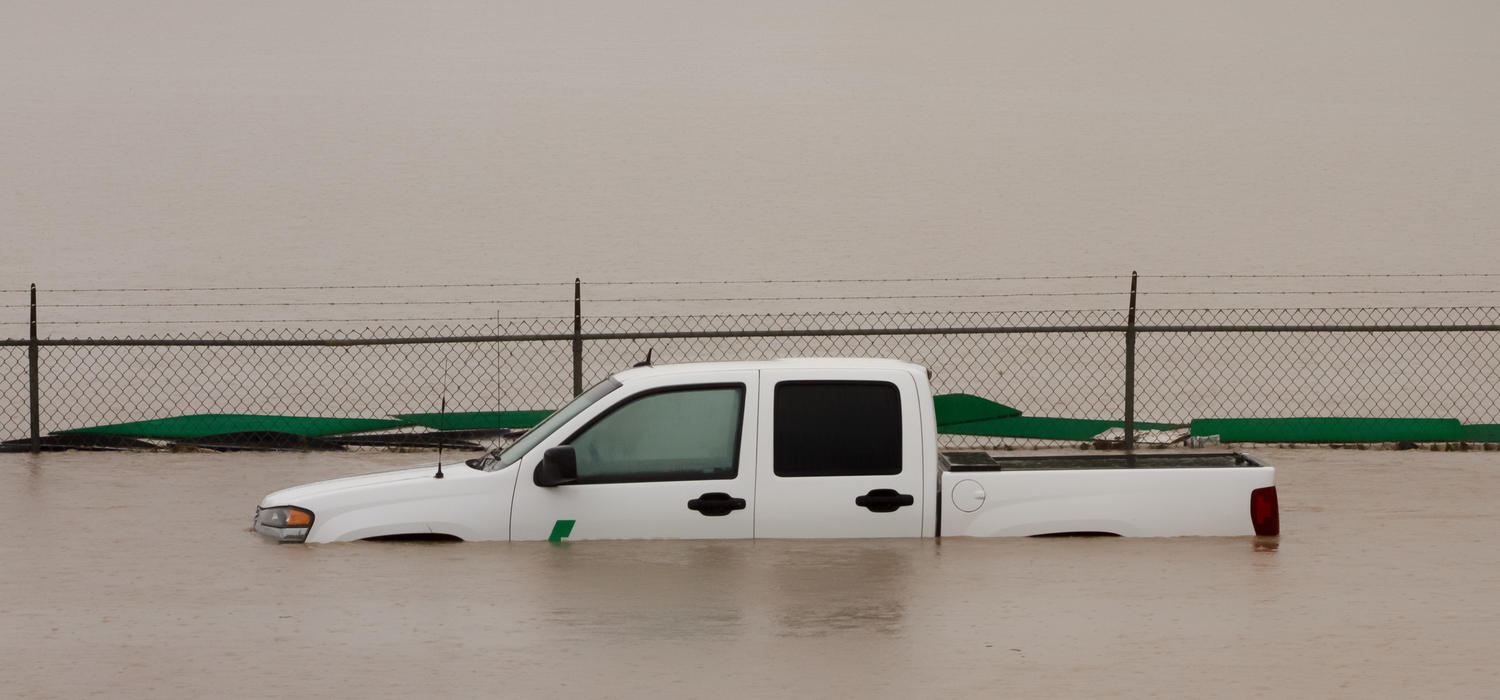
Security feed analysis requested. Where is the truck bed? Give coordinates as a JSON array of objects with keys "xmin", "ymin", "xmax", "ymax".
[{"xmin": 938, "ymin": 451, "xmax": 1277, "ymax": 537}]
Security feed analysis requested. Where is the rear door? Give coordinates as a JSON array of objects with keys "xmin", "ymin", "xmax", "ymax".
[
  {"xmin": 754, "ymin": 368, "xmax": 925, "ymax": 538},
  {"xmin": 509, "ymin": 369, "xmax": 758, "ymax": 541}
]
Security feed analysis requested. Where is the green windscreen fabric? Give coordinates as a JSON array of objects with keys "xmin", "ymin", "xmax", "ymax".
[
  {"xmin": 54, "ymin": 414, "xmax": 407, "ymax": 439},
  {"xmin": 1461, "ymin": 424, "xmax": 1500, "ymax": 442},
  {"xmin": 933, "ymin": 394, "xmax": 1022, "ymax": 426},
  {"xmin": 939, "ymin": 416, "xmax": 1178, "ymax": 441},
  {"xmin": 1190, "ymin": 417, "xmax": 1465, "ymax": 443},
  {"xmin": 394, "ymin": 410, "xmax": 553, "ymax": 431}
]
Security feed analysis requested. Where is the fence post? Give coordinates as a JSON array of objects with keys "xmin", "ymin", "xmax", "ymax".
[
  {"xmin": 1123, "ymin": 271, "xmax": 1137, "ymax": 452},
  {"xmin": 572, "ymin": 278, "xmax": 583, "ymax": 397},
  {"xmin": 29, "ymin": 283, "xmax": 41, "ymax": 453}
]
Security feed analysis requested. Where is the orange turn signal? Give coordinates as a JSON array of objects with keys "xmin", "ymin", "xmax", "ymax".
[{"xmin": 285, "ymin": 509, "xmax": 313, "ymax": 527}]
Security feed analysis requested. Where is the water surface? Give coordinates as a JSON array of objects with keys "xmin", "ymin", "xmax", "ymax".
[{"xmin": 3, "ymin": 447, "xmax": 1498, "ymax": 698}]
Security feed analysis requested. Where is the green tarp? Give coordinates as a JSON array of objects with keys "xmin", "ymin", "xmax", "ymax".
[
  {"xmin": 933, "ymin": 393, "xmax": 1023, "ymax": 426},
  {"xmin": 1461, "ymin": 424, "xmax": 1500, "ymax": 442},
  {"xmin": 1190, "ymin": 417, "xmax": 1466, "ymax": 443},
  {"xmin": 394, "ymin": 410, "xmax": 553, "ymax": 431},
  {"xmin": 50, "ymin": 404, "xmax": 1497, "ymax": 448},
  {"xmin": 940, "ymin": 416, "xmax": 1179, "ymax": 441},
  {"xmin": 55, "ymin": 414, "xmax": 407, "ymax": 439}
]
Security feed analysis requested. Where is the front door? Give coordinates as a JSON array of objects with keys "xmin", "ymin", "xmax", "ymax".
[
  {"xmin": 754, "ymin": 368, "xmax": 925, "ymax": 538},
  {"xmin": 509, "ymin": 370, "xmax": 758, "ymax": 541}
]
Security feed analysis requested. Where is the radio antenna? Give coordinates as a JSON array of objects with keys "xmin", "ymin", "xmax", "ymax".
[{"xmin": 434, "ymin": 396, "xmax": 447, "ymax": 479}]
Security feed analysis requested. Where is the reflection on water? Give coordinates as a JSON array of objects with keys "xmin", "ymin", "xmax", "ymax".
[
  {"xmin": 775, "ymin": 603, "xmax": 905, "ymax": 639},
  {"xmin": 535, "ymin": 541, "xmax": 753, "ymax": 641},
  {"xmin": 763, "ymin": 543, "xmax": 913, "ymax": 639},
  {"xmin": 532, "ymin": 540, "xmax": 914, "ymax": 640},
  {"xmin": 541, "ymin": 606, "xmax": 747, "ymax": 641}
]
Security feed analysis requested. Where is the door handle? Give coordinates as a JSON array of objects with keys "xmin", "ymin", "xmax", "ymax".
[
  {"xmin": 687, "ymin": 492, "xmax": 747, "ymax": 517},
  {"xmin": 855, "ymin": 488, "xmax": 915, "ymax": 513}
]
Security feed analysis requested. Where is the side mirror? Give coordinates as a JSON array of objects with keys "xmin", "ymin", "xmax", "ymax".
[{"xmin": 534, "ymin": 446, "xmax": 578, "ymax": 487}]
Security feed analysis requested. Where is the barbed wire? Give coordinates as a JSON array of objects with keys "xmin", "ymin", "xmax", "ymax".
[
  {"xmin": 1134, "ymin": 277, "xmax": 1500, "ymax": 281},
  {"xmin": 0, "ymin": 316, "xmax": 575, "ymax": 325},
  {"xmin": 4, "ymin": 276, "xmax": 1117, "ymax": 294},
  {"xmin": 6, "ymin": 306, "xmax": 1500, "ymax": 329},
  {"xmin": 9, "ymin": 299, "xmax": 571, "ymax": 309},
  {"xmin": 10, "ymin": 288, "xmax": 1500, "ymax": 310},
  {"xmin": 0, "ymin": 292, "xmax": 1133, "ymax": 310},
  {"xmin": 11, "ymin": 272, "xmax": 1500, "ymax": 295},
  {"xmin": 585, "ymin": 275, "xmax": 1131, "ymax": 285},
  {"xmin": 1143, "ymin": 289, "xmax": 1500, "ymax": 296},
  {"xmin": 586, "ymin": 290, "xmax": 1500, "ymax": 303},
  {"xmin": 5, "ymin": 282, "xmax": 573, "ymax": 293}
]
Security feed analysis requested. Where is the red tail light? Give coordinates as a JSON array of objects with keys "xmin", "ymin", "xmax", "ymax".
[{"xmin": 1250, "ymin": 486, "xmax": 1280, "ymax": 536}]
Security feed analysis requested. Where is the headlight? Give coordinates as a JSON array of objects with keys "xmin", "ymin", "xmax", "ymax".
[{"xmin": 254, "ymin": 506, "xmax": 315, "ymax": 543}]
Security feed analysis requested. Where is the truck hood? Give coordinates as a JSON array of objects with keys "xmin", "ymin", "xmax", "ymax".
[
  {"xmin": 258, "ymin": 460, "xmax": 513, "ymax": 542},
  {"xmin": 259, "ymin": 462, "xmax": 471, "ymax": 508}
]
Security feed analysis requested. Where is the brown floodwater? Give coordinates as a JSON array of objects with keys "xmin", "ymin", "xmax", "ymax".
[{"xmin": 3, "ymin": 447, "xmax": 1498, "ymax": 698}]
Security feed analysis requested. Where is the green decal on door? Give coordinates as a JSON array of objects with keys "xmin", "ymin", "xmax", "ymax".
[{"xmin": 548, "ymin": 519, "xmax": 576, "ymax": 543}]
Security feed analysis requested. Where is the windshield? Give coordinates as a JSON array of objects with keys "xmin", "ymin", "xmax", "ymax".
[{"xmin": 488, "ymin": 377, "xmax": 623, "ymax": 470}]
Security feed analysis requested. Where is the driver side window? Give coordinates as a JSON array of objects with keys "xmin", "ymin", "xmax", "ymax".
[{"xmin": 567, "ymin": 385, "xmax": 745, "ymax": 484}]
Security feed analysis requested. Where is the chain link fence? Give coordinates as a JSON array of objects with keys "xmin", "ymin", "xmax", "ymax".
[{"xmin": 5, "ymin": 305, "xmax": 1500, "ymax": 451}]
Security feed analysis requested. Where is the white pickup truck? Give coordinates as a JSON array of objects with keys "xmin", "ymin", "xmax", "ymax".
[{"xmin": 253, "ymin": 358, "xmax": 1280, "ymax": 543}]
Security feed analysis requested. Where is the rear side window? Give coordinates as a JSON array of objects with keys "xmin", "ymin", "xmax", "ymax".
[{"xmin": 773, "ymin": 381, "xmax": 902, "ymax": 477}]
